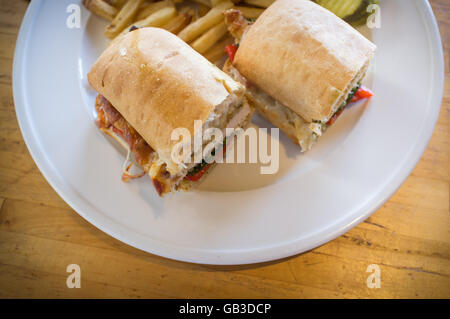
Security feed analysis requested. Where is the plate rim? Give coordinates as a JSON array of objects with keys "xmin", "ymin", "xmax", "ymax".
[{"xmin": 12, "ymin": 0, "xmax": 445, "ymax": 265}]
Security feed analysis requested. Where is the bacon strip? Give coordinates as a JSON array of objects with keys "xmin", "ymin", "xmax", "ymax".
[
  {"xmin": 95, "ymin": 95, "xmax": 173, "ymax": 196},
  {"xmin": 95, "ymin": 95, "xmax": 154, "ymax": 169}
]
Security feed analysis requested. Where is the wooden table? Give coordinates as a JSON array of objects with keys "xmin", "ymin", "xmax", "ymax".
[{"xmin": 0, "ymin": 0, "xmax": 448, "ymax": 299}]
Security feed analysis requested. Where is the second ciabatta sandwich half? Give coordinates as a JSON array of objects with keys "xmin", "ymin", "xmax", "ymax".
[
  {"xmin": 223, "ymin": 0, "xmax": 376, "ymax": 151},
  {"xmin": 88, "ymin": 27, "xmax": 252, "ymax": 196}
]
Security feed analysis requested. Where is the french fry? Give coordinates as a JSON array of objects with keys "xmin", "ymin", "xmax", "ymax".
[
  {"xmin": 178, "ymin": 1, "xmax": 233, "ymax": 42},
  {"xmin": 189, "ymin": 4, "xmax": 211, "ymax": 21},
  {"xmin": 197, "ymin": 4, "xmax": 211, "ymax": 17},
  {"xmin": 138, "ymin": 1, "xmax": 151, "ymax": 10},
  {"xmin": 83, "ymin": 0, "xmax": 118, "ymax": 21},
  {"xmin": 136, "ymin": 0, "xmax": 173, "ymax": 20},
  {"xmin": 210, "ymin": 0, "xmax": 225, "ymax": 6},
  {"xmin": 105, "ymin": 0, "xmax": 128, "ymax": 8},
  {"xmin": 117, "ymin": 6, "xmax": 177, "ymax": 38},
  {"xmin": 243, "ymin": 0, "xmax": 274, "ymax": 8},
  {"xmin": 190, "ymin": 21, "xmax": 228, "ymax": 54},
  {"xmin": 191, "ymin": 0, "xmax": 212, "ymax": 8},
  {"xmin": 203, "ymin": 35, "xmax": 233, "ymax": 63},
  {"xmin": 105, "ymin": 0, "xmax": 145, "ymax": 38},
  {"xmin": 162, "ymin": 9, "xmax": 194, "ymax": 34},
  {"xmin": 233, "ymin": 6, "xmax": 264, "ymax": 19},
  {"xmin": 178, "ymin": 6, "xmax": 193, "ymax": 14}
]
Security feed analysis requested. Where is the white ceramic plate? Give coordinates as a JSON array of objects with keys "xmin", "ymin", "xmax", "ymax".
[{"xmin": 13, "ymin": 0, "xmax": 444, "ymax": 264}]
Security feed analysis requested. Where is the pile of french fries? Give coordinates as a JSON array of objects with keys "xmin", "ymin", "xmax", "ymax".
[{"xmin": 82, "ymin": 0, "xmax": 274, "ymax": 65}]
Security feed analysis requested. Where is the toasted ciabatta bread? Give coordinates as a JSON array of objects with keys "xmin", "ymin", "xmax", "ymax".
[
  {"xmin": 89, "ymin": 27, "xmax": 251, "ymax": 195},
  {"xmin": 233, "ymin": 0, "xmax": 376, "ymax": 124}
]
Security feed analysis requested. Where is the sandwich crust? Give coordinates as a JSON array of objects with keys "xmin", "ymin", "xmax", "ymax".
[
  {"xmin": 88, "ymin": 27, "xmax": 244, "ymax": 176},
  {"xmin": 233, "ymin": 0, "xmax": 376, "ymax": 123}
]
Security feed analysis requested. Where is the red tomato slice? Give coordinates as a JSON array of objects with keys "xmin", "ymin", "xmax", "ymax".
[
  {"xmin": 327, "ymin": 107, "xmax": 345, "ymax": 126},
  {"xmin": 225, "ymin": 44, "xmax": 238, "ymax": 63},
  {"xmin": 112, "ymin": 126, "xmax": 123, "ymax": 137},
  {"xmin": 185, "ymin": 164, "xmax": 211, "ymax": 182},
  {"xmin": 327, "ymin": 86, "xmax": 374, "ymax": 126},
  {"xmin": 184, "ymin": 143, "xmax": 228, "ymax": 182},
  {"xmin": 350, "ymin": 86, "xmax": 374, "ymax": 103}
]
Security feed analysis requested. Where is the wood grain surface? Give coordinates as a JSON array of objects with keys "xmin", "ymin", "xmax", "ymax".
[{"xmin": 0, "ymin": 0, "xmax": 448, "ymax": 298}]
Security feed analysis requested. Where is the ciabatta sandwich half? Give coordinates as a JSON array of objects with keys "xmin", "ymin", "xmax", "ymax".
[
  {"xmin": 223, "ymin": 0, "xmax": 376, "ymax": 151},
  {"xmin": 88, "ymin": 27, "xmax": 252, "ymax": 196}
]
